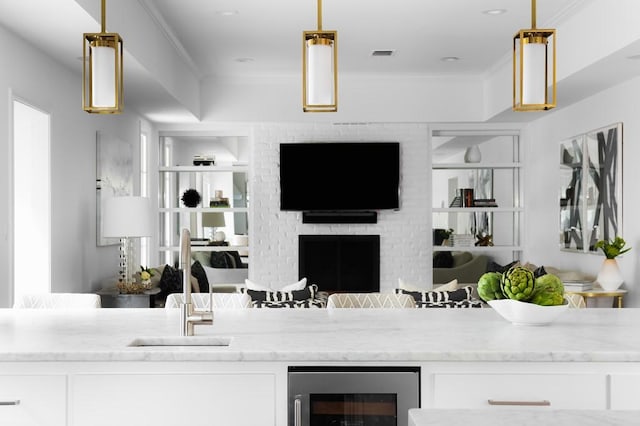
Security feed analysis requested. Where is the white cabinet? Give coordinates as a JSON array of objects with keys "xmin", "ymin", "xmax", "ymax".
[
  {"xmin": 70, "ymin": 373, "xmax": 276, "ymax": 426},
  {"xmin": 430, "ymin": 125, "xmax": 523, "ymax": 266},
  {"xmin": 0, "ymin": 375, "xmax": 66, "ymax": 426},
  {"xmin": 433, "ymin": 373, "xmax": 606, "ymax": 409},
  {"xmin": 610, "ymin": 374, "xmax": 640, "ymax": 409}
]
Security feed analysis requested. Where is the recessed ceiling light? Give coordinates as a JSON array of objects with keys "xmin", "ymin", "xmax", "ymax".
[
  {"xmin": 482, "ymin": 9, "xmax": 507, "ymax": 15},
  {"xmin": 371, "ymin": 50, "xmax": 396, "ymax": 57},
  {"xmin": 235, "ymin": 57, "xmax": 254, "ymax": 63},
  {"xmin": 216, "ymin": 10, "xmax": 239, "ymax": 16},
  {"xmin": 441, "ymin": 56, "xmax": 460, "ymax": 62}
]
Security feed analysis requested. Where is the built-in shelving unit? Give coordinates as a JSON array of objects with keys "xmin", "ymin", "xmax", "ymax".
[
  {"xmin": 157, "ymin": 134, "xmax": 250, "ymax": 265},
  {"xmin": 430, "ymin": 125, "xmax": 523, "ymax": 265}
]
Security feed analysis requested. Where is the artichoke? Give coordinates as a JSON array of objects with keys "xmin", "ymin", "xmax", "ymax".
[
  {"xmin": 530, "ymin": 273, "xmax": 565, "ymax": 306},
  {"xmin": 501, "ymin": 266, "xmax": 535, "ymax": 301},
  {"xmin": 477, "ymin": 272, "xmax": 505, "ymax": 302}
]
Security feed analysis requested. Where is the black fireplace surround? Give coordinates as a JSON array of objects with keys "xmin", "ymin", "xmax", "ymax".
[{"xmin": 298, "ymin": 235, "xmax": 380, "ymax": 293}]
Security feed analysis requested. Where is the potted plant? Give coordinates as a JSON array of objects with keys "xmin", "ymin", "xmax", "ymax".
[{"xmin": 594, "ymin": 236, "xmax": 631, "ymax": 291}]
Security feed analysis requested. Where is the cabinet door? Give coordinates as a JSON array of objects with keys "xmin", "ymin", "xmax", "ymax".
[
  {"xmin": 70, "ymin": 373, "xmax": 275, "ymax": 426},
  {"xmin": 610, "ymin": 374, "xmax": 640, "ymax": 409},
  {"xmin": 433, "ymin": 373, "xmax": 606, "ymax": 409},
  {"xmin": 0, "ymin": 375, "xmax": 66, "ymax": 426}
]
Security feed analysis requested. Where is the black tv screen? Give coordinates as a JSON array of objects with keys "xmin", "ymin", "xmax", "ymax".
[{"xmin": 279, "ymin": 142, "xmax": 400, "ymax": 211}]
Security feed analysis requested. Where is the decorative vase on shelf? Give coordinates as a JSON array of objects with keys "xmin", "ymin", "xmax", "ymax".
[
  {"xmin": 464, "ymin": 146, "xmax": 481, "ymax": 163},
  {"xmin": 597, "ymin": 258, "xmax": 624, "ymax": 291}
]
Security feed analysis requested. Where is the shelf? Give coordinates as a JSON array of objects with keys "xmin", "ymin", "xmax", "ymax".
[
  {"xmin": 159, "ymin": 207, "xmax": 248, "ymax": 213},
  {"xmin": 433, "ymin": 246, "xmax": 522, "ymax": 252},
  {"xmin": 432, "ymin": 162, "xmax": 521, "ymax": 170},
  {"xmin": 433, "ymin": 207, "xmax": 523, "ymax": 213},
  {"xmin": 159, "ymin": 165, "xmax": 248, "ymax": 173},
  {"xmin": 159, "ymin": 245, "xmax": 249, "ymax": 252}
]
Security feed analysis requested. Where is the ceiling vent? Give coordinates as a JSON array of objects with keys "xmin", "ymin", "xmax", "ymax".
[{"xmin": 371, "ymin": 50, "xmax": 396, "ymax": 57}]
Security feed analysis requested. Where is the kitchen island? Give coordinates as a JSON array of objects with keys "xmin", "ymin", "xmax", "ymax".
[{"xmin": 1, "ymin": 308, "xmax": 640, "ymax": 425}]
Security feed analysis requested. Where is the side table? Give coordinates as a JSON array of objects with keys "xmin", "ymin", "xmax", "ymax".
[
  {"xmin": 565, "ymin": 288, "xmax": 626, "ymax": 308},
  {"xmin": 97, "ymin": 287, "xmax": 161, "ymax": 308}
]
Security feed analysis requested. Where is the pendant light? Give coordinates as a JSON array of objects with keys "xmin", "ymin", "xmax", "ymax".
[
  {"xmin": 513, "ymin": 0, "xmax": 556, "ymax": 111},
  {"xmin": 83, "ymin": 0, "xmax": 123, "ymax": 114},
  {"xmin": 303, "ymin": 0, "xmax": 337, "ymax": 112}
]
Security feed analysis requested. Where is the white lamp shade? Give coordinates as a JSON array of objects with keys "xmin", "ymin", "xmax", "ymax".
[
  {"xmin": 103, "ymin": 196, "xmax": 153, "ymax": 238},
  {"xmin": 306, "ymin": 40, "xmax": 334, "ymax": 105},
  {"xmin": 522, "ymin": 41, "xmax": 546, "ymax": 105},
  {"xmin": 91, "ymin": 44, "xmax": 117, "ymax": 108}
]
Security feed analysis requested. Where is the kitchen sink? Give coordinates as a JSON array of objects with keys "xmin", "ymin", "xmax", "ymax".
[{"xmin": 128, "ymin": 336, "xmax": 232, "ymax": 347}]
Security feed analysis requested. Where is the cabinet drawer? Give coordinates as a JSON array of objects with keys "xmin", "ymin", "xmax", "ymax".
[
  {"xmin": 0, "ymin": 374, "xmax": 66, "ymax": 426},
  {"xmin": 433, "ymin": 373, "xmax": 606, "ymax": 409},
  {"xmin": 70, "ymin": 373, "xmax": 276, "ymax": 426},
  {"xmin": 610, "ymin": 374, "xmax": 640, "ymax": 409}
]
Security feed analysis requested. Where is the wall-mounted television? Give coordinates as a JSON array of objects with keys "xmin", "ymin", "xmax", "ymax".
[{"xmin": 279, "ymin": 142, "xmax": 400, "ymax": 211}]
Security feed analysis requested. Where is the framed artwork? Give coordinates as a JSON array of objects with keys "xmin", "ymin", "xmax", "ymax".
[
  {"xmin": 559, "ymin": 123, "xmax": 622, "ymax": 253},
  {"xmin": 96, "ymin": 131, "xmax": 133, "ymax": 246}
]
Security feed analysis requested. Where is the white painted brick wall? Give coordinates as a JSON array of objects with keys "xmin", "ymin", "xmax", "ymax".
[{"xmin": 249, "ymin": 123, "xmax": 431, "ymax": 292}]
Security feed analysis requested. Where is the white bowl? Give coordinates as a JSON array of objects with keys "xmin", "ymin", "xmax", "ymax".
[{"xmin": 487, "ymin": 299, "xmax": 569, "ymax": 326}]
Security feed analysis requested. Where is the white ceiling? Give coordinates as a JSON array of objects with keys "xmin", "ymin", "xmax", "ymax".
[
  {"xmin": 146, "ymin": 0, "xmax": 582, "ymax": 78},
  {"xmin": 0, "ymin": 0, "xmax": 632, "ymax": 123}
]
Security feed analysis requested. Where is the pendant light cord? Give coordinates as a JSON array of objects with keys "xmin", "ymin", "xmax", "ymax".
[
  {"xmin": 101, "ymin": 0, "xmax": 106, "ymax": 33},
  {"xmin": 317, "ymin": 0, "xmax": 322, "ymax": 31},
  {"xmin": 531, "ymin": 0, "xmax": 536, "ymax": 29}
]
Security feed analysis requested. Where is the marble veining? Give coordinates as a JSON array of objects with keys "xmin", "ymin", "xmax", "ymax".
[
  {"xmin": 1, "ymin": 308, "xmax": 640, "ymax": 362},
  {"xmin": 409, "ymin": 409, "xmax": 640, "ymax": 426}
]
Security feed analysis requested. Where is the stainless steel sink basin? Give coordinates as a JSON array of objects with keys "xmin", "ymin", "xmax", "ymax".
[{"xmin": 128, "ymin": 336, "xmax": 232, "ymax": 347}]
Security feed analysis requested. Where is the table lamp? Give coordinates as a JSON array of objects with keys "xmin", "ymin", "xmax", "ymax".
[
  {"xmin": 202, "ymin": 212, "xmax": 226, "ymax": 242},
  {"xmin": 103, "ymin": 196, "xmax": 153, "ymax": 289}
]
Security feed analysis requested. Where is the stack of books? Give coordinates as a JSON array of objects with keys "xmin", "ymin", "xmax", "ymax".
[
  {"xmin": 473, "ymin": 198, "xmax": 498, "ymax": 207},
  {"xmin": 451, "ymin": 234, "xmax": 475, "ymax": 247},
  {"xmin": 563, "ymin": 280, "xmax": 594, "ymax": 291}
]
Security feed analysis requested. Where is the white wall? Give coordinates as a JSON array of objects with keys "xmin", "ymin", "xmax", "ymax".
[
  {"xmin": 0, "ymin": 25, "xmax": 153, "ymax": 307},
  {"xmin": 523, "ymin": 75, "xmax": 640, "ymax": 308},
  {"xmin": 249, "ymin": 123, "xmax": 431, "ymax": 292}
]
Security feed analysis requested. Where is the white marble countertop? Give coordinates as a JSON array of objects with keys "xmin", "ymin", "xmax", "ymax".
[
  {"xmin": 409, "ymin": 409, "xmax": 640, "ymax": 426},
  {"xmin": 2, "ymin": 307, "xmax": 640, "ymax": 362}
]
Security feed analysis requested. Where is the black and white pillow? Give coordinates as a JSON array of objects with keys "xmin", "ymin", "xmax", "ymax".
[
  {"xmin": 395, "ymin": 286, "xmax": 473, "ymax": 303},
  {"xmin": 241, "ymin": 284, "xmax": 317, "ymax": 303}
]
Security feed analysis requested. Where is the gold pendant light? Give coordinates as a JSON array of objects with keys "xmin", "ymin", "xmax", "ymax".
[
  {"xmin": 303, "ymin": 0, "xmax": 337, "ymax": 112},
  {"xmin": 513, "ymin": 0, "xmax": 556, "ymax": 111},
  {"xmin": 83, "ymin": 0, "xmax": 123, "ymax": 114}
]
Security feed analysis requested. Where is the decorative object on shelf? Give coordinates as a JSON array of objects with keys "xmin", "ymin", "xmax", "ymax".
[
  {"xmin": 513, "ymin": 0, "xmax": 556, "ymax": 111},
  {"xmin": 475, "ymin": 233, "xmax": 493, "ymax": 247},
  {"xmin": 202, "ymin": 212, "xmax": 226, "ymax": 242},
  {"xmin": 303, "ymin": 0, "xmax": 337, "ymax": 112},
  {"xmin": 461, "ymin": 188, "xmax": 474, "ymax": 207},
  {"xmin": 102, "ymin": 196, "xmax": 153, "ymax": 293},
  {"xmin": 595, "ymin": 236, "xmax": 630, "ymax": 291},
  {"xmin": 464, "ymin": 146, "xmax": 481, "ymax": 163},
  {"xmin": 83, "ymin": 0, "xmax": 123, "ymax": 113},
  {"xmin": 193, "ymin": 155, "xmax": 215, "ymax": 166},
  {"xmin": 433, "ymin": 228, "xmax": 454, "ymax": 246},
  {"xmin": 560, "ymin": 123, "xmax": 623, "ymax": 253},
  {"xmin": 451, "ymin": 234, "xmax": 475, "ymax": 248},
  {"xmin": 210, "ymin": 189, "xmax": 230, "ymax": 207},
  {"xmin": 181, "ymin": 188, "xmax": 201, "ymax": 207}
]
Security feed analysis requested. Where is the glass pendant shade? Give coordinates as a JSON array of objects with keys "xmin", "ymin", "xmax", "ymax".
[
  {"xmin": 513, "ymin": 30, "xmax": 555, "ymax": 111},
  {"xmin": 303, "ymin": 31, "xmax": 337, "ymax": 112}
]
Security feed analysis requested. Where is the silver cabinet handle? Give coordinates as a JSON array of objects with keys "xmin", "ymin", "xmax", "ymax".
[
  {"xmin": 488, "ymin": 399, "xmax": 550, "ymax": 406},
  {"xmin": 294, "ymin": 397, "xmax": 302, "ymax": 426},
  {"xmin": 0, "ymin": 400, "xmax": 20, "ymax": 406}
]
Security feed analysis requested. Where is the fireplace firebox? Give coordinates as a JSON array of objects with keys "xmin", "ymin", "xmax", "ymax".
[{"xmin": 299, "ymin": 235, "xmax": 380, "ymax": 293}]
